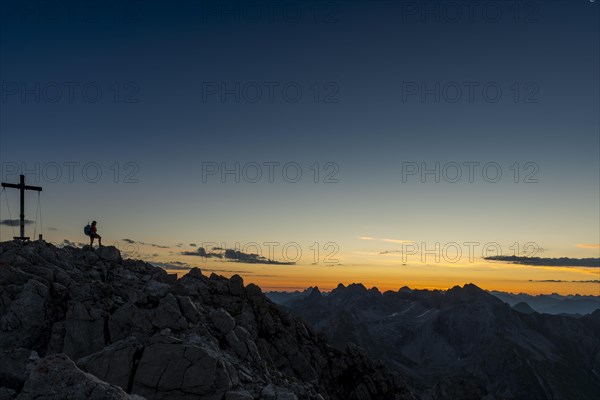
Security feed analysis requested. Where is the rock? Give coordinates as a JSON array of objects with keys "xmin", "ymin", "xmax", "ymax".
[
  {"xmin": 261, "ymin": 384, "xmax": 276, "ymax": 400},
  {"xmin": 0, "ymin": 348, "xmax": 38, "ymax": 391},
  {"xmin": 63, "ymin": 302, "xmax": 107, "ymax": 360},
  {"xmin": 229, "ymin": 275, "xmax": 245, "ymax": 296},
  {"xmin": 0, "ymin": 279, "xmax": 49, "ymax": 351},
  {"xmin": 177, "ymin": 296, "xmax": 201, "ymax": 323},
  {"xmin": 0, "ymin": 241, "xmax": 416, "ymax": 400},
  {"xmin": 108, "ymin": 303, "xmax": 153, "ymax": 342},
  {"xmin": 77, "ymin": 338, "xmax": 143, "ymax": 392},
  {"xmin": 0, "ymin": 387, "xmax": 16, "ymax": 400},
  {"xmin": 210, "ymin": 308, "xmax": 236, "ymax": 335},
  {"xmin": 132, "ymin": 342, "xmax": 232, "ymax": 398},
  {"xmin": 95, "ymin": 246, "xmax": 122, "ymax": 263},
  {"xmin": 277, "ymin": 392, "xmax": 298, "ymax": 400},
  {"xmin": 149, "ymin": 294, "xmax": 187, "ymax": 330},
  {"xmin": 143, "ymin": 280, "xmax": 170, "ymax": 299},
  {"xmin": 186, "ymin": 267, "xmax": 203, "ymax": 279},
  {"xmin": 225, "ymin": 389, "xmax": 253, "ymax": 400},
  {"xmin": 17, "ymin": 354, "xmax": 144, "ymax": 400}
]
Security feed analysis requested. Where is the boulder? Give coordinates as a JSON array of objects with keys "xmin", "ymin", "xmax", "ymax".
[
  {"xmin": 229, "ymin": 275, "xmax": 245, "ymax": 296},
  {"xmin": 63, "ymin": 302, "xmax": 107, "ymax": 359},
  {"xmin": 16, "ymin": 354, "xmax": 145, "ymax": 400},
  {"xmin": 225, "ymin": 389, "xmax": 253, "ymax": 400},
  {"xmin": 95, "ymin": 246, "xmax": 122, "ymax": 263},
  {"xmin": 77, "ymin": 338, "xmax": 143, "ymax": 391},
  {"xmin": 132, "ymin": 341, "xmax": 232, "ymax": 399},
  {"xmin": 210, "ymin": 308, "xmax": 236, "ymax": 335},
  {"xmin": 0, "ymin": 348, "xmax": 38, "ymax": 390}
]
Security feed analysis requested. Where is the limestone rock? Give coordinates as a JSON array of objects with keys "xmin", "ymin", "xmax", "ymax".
[
  {"xmin": 0, "ymin": 240, "xmax": 417, "ymax": 400},
  {"xmin": 16, "ymin": 354, "xmax": 145, "ymax": 400},
  {"xmin": 95, "ymin": 246, "xmax": 122, "ymax": 263},
  {"xmin": 210, "ymin": 308, "xmax": 236, "ymax": 335}
]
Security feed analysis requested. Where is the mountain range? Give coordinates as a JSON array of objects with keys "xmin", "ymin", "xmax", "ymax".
[
  {"xmin": 268, "ymin": 283, "xmax": 600, "ymax": 399},
  {"xmin": 268, "ymin": 287, "xmax": 600, "ymax": 316},
  {"xmin": 2, "ymin": 240, "xmax": 598, "ymax": 400}
]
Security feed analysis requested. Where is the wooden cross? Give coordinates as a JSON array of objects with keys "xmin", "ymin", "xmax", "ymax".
[{"xmin": 1, "ymin": 174, "xmax": 43, "ymax": 240}]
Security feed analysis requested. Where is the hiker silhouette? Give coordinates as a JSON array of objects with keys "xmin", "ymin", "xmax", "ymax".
[{"xmin": 88, "ymin": 220, "xmax": 102, "ymax": 247}]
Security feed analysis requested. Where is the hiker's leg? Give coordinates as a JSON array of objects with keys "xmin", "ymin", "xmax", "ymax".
[
  {"xmin": 90, "ymin": 236, "xmax": 94, "ymax": 246},
  {"xmin": 98, "ymin": 235, "xmax": 102, "ymax": 246}
]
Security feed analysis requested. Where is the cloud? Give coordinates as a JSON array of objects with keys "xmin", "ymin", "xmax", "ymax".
[
  {"xmin": 382, "ymin": 238, "xmax": 414, "ymax": 244},
  {"xmin": 1, "ymin": 219, "xmax": 34, "ymax": 227},
  {"xmin": 47, "ymin": 227, "xmax": 58, "ymax": 231},
  {"xmin": 151, "ymin": 261, "xmax": 193, "ymax": 271},
  {"xmin": 180, "ymin": 247, "xmax": 294, "ymax": 265},
  {"xmin": 120, "ymin": 238, "xmax": 170, "ymax": 249},
  {"xmin": 149, "ymin": 243, "xmax": 169, "ymax": 249},
  {"xmin": 359, "ymin": 236, "xmax": 413, "ymax": 244},
  {"xmin": 181, "ymin": 247, "xmax": 220, "ymax": 258},
  {"xmin": 577, "ymin": 243, "xmax": 600, "ymax": 249},
  {"xmin": 485, "ymin": 255, "xmax": 600, "ymax": 268},
  {"xmin": 189, "ymin": 243, "xmax": 197, "ymax": 247}
]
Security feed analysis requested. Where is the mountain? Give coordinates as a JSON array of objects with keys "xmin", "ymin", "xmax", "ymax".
[
  {"xmin": 490, "ymin": 291, "xmax": 600, "ymax": 315},
  {"xmin": 511, "ymin": 302, "xmax": 536, "ymax": 314},
  {"xmin": 266, "ymin": 287, "xmax": 318, "ymax": 307},
  {"xmin": 0, "ymin": 240, "xmax": 416, "ymax": 400},
  {"xmin": 282, "ymin": 283, "xmax": 600, "ymax": 400}
]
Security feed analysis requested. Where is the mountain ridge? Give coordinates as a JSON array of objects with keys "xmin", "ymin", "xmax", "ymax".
[
  {"xmin": 0, "ymin": 240, "xmax": 416, "ymax": 400},
  {"xmin": 271, "ymin": 281, "xmax": 600, "ymax": 399}
]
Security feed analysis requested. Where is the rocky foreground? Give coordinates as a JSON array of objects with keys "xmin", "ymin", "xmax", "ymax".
[{"xmin": 0, "ymin": 240, "xmax": 416, "ymax": 400}]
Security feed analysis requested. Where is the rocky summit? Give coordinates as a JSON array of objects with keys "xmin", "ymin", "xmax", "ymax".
[{"xmin": 0, "ymin": 240, "xmax": 416, "ymax": 400}]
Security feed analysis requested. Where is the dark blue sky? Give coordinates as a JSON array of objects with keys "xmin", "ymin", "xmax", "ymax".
[{"xmin": 0, "ymin": 1, "xmax": 598, "ymax": 292}]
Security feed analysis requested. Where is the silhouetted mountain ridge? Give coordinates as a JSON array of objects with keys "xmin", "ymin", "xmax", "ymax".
[
  {"xmin": 0, "ymin": 241, "xmax": 416, "ymax": 400},
  {"xmin": 270, "ymin": 281, "xmax": 600, "ymax": 400}
]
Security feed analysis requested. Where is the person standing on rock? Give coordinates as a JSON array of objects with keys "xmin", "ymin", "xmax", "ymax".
[{"xmin": 89, "ymin": 221, "xmax": 102, "ymax": 247}]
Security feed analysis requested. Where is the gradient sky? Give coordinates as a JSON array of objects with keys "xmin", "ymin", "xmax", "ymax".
[{"xmin": 1, "ymin": 0, "xmax": 599, "ymax": 295}]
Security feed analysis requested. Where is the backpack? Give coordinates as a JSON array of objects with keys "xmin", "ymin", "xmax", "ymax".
[{"xmin": 84, "ymin": 224, "xmax": 92, "ymax": 236}]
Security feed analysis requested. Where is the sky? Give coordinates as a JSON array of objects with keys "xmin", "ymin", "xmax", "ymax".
[{"xmin": 0, "ymin": 0, "xmax": 599, "ymax": 295}]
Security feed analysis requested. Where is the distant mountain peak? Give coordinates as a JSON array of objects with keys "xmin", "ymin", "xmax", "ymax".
[
  {"xmin": 445, "ymin": 283, "xmax": 498, "ymax": 305},
  {"xmin": 369, "ymin": 286, "xmax": 381, "ymax": 295},
  {"xmin": 308, "ymin": 286, "xmax": 322, "ymax": 299}
]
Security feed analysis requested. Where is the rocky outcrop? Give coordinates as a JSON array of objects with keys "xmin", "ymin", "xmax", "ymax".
[
  {"xmin": 0, "ymin": 240, "xmax": 416, "ymax": 400},
  {"xmin": 17, "ymin": 353, "xmax": 145, "ymax": 400}
]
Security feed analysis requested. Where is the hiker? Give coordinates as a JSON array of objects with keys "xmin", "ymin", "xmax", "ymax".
[{"xmin": 85, "ymin": 220, "xmax": 102, "ymax": 247}]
